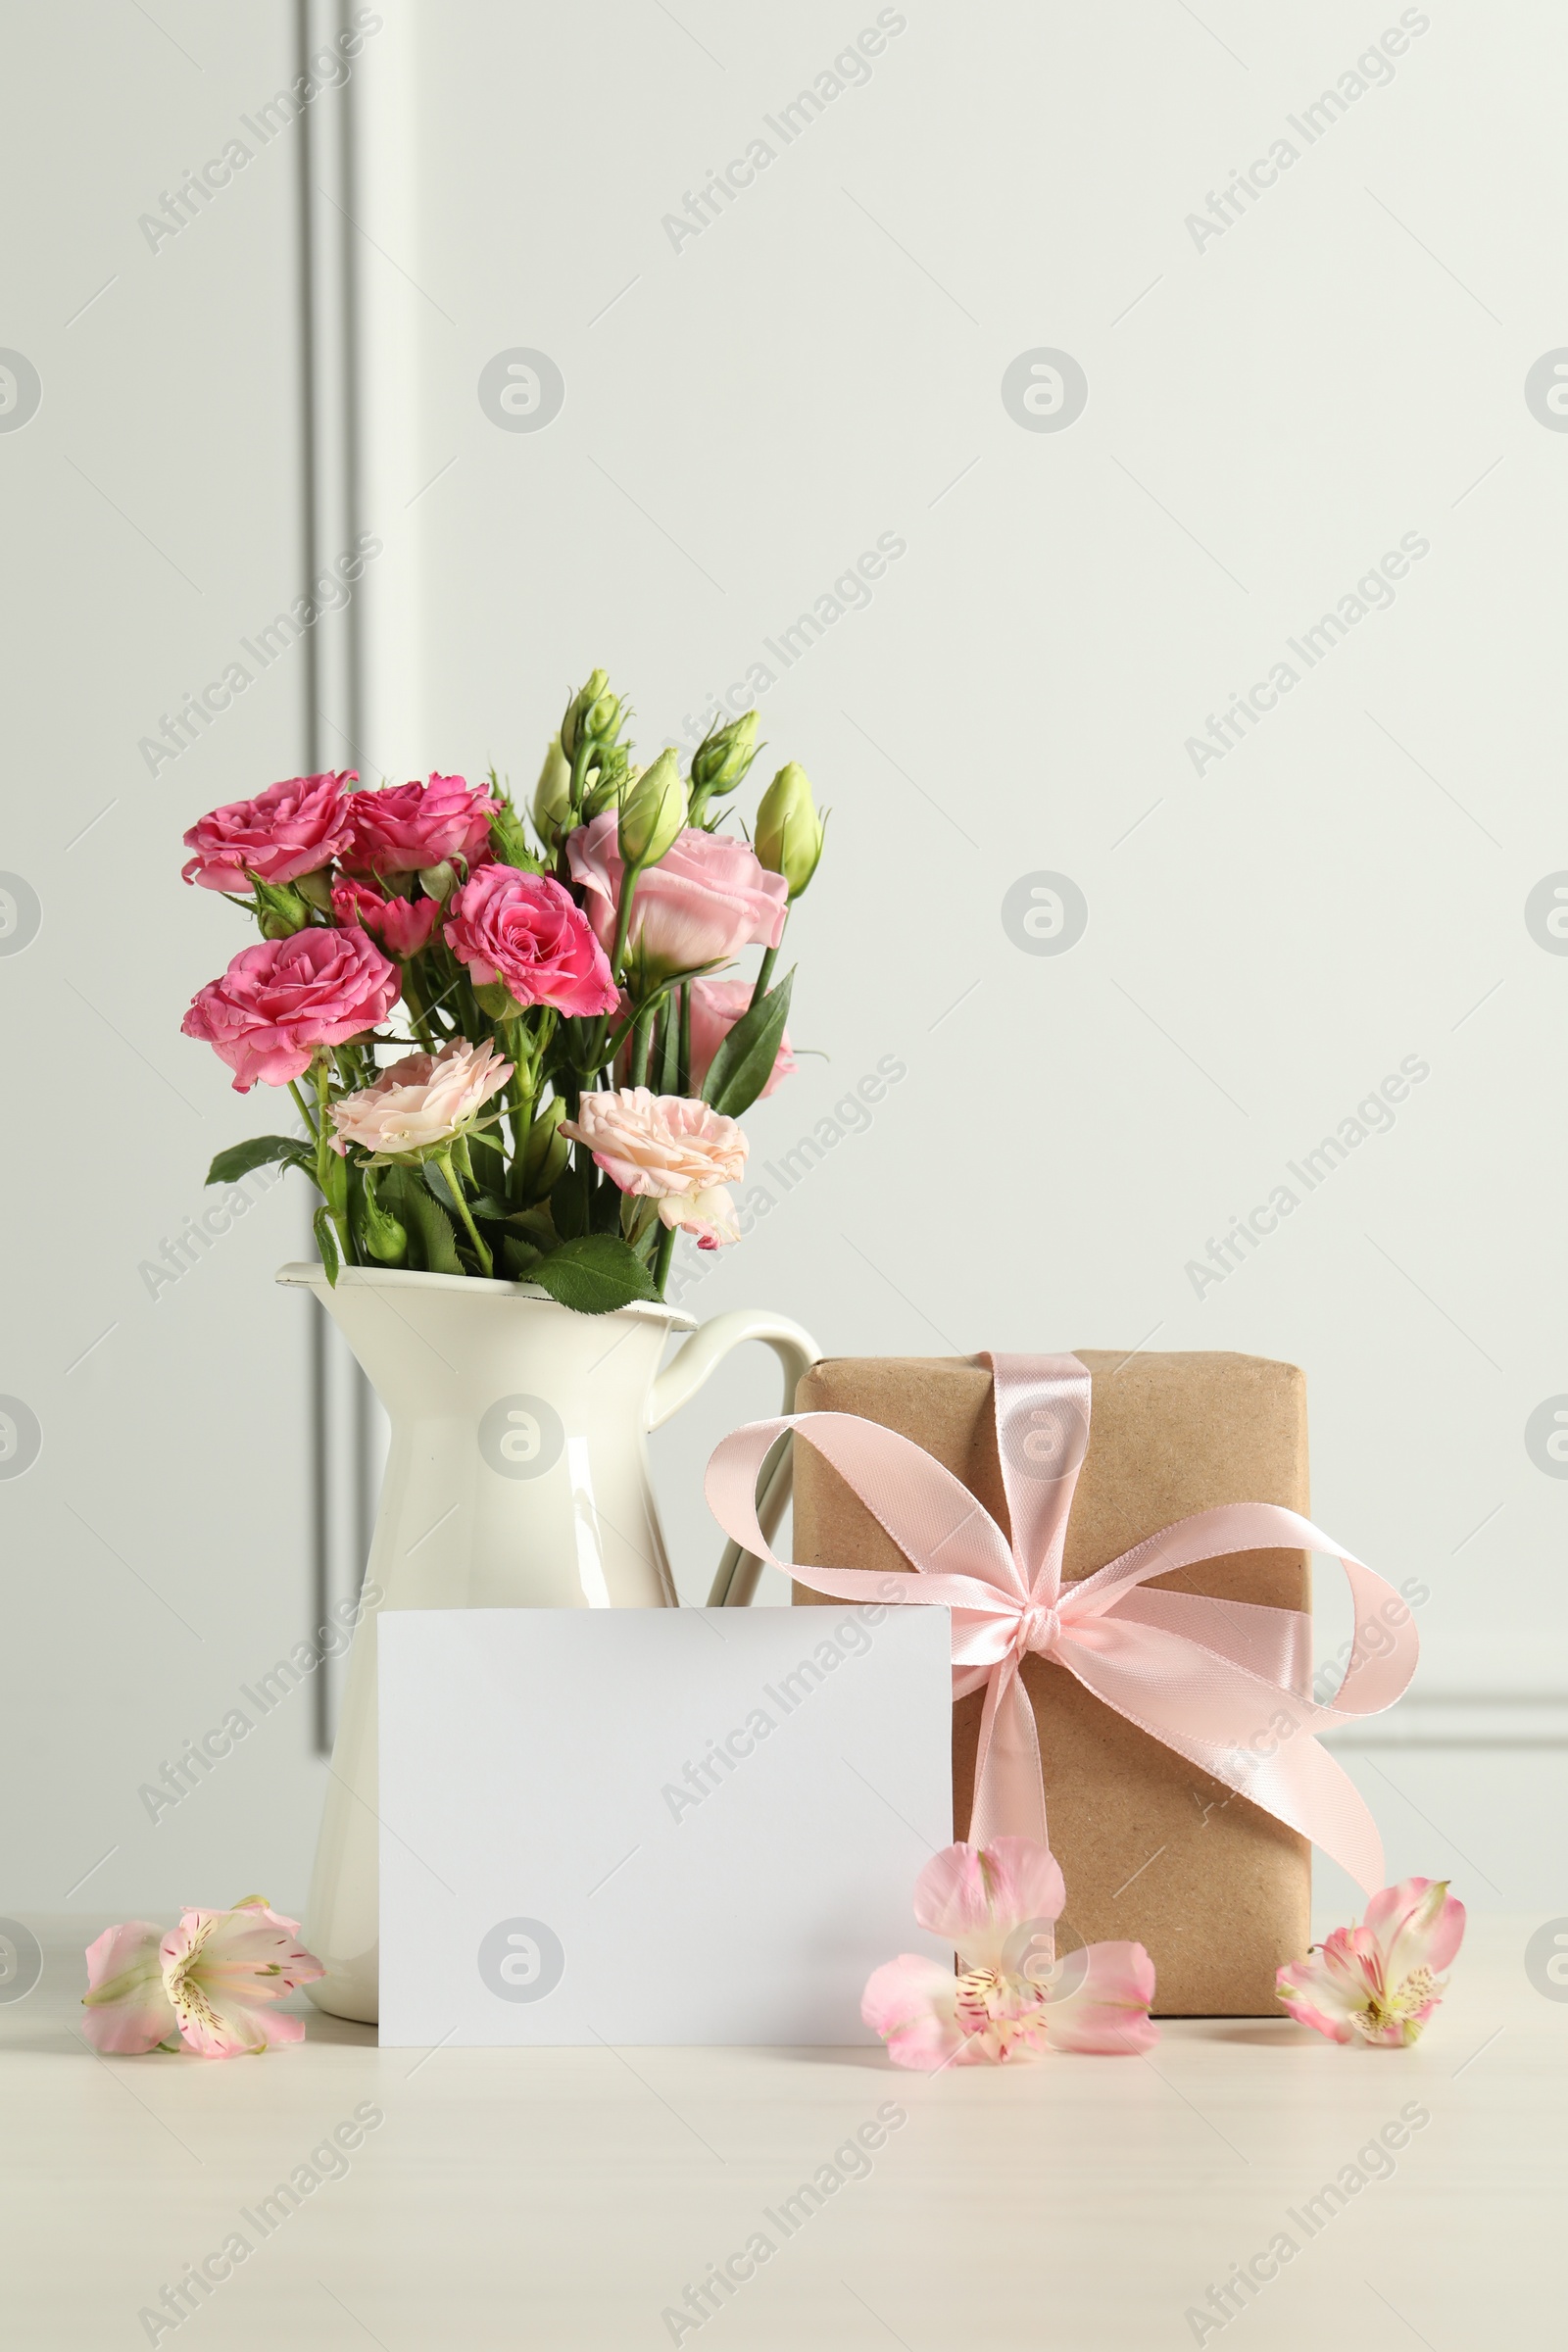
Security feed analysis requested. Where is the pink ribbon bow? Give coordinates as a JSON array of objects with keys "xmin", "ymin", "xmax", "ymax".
[{"xmin": 705, "ymin": 1353, "xmax": 1418, "ymax": 1892}]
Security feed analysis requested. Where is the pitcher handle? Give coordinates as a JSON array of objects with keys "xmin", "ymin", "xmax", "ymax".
[{"xmin": 646, "ymin": 1309, "xmax": 821, "ymax": 1607}]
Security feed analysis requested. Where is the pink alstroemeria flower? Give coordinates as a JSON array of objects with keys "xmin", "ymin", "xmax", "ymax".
[
  {"xmin": 862, "ymin": 1838, "xmax": 1158, "ymax": 2069},
  {"xmin": 81, "ymin": 1897, "xmax": 323, "ymax": 2058},
  {"xmin": 1276, "ymin": 1877, "xmax": 1466, "ymax": 2047}
]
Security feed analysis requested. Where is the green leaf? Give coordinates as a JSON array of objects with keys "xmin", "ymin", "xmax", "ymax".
[
  {"xmin": 421, "ymin": 1160, "xmax": 463, "ymax": 1216},
  {"xmin": 550, "ymin": 1165, "xmax": 587, "ymax": 1240},
  {"xmin": 505, "ymin": 1206, "xmax": 558, "ymax": 1248},
  {"xmin": 527, "ymin": 1233, "xmax": 660, "ymax": 1316},
  {"xmin": 701, "ymin": 968, "xmax": 794, "ymax": 1118},
  {"xmin": 207, "ymin": 1135, "xmax": 311, "ymax": 1187},
  {"xmin": 404, "ymin": 1179, "xmax": 464, "ymax": 1275},
  {"xmin": 472, "ymin": 979, "xmax": 522, "ymax": 1020},
  {"xmin": 312, "ymin": 1206, "xmax": 341, "ymax": 1289},
  {"xmin": 502, "ymin": 1235, "xmax": 543, "ymax": 1278},
  {"xmin": 468, "ymin": 1129, "xmax": 508, "ymax": 1201},
  {"xmin": 466, "ymin": 1193, "xmax": 514, "ymax": 1222}
]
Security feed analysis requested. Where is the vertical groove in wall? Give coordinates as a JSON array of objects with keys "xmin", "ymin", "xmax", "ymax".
[
  {"xmin": 338, "ymin": 5, "xmax": 377, "ymax": 1596},
  {"xmin": 339, "ymin": 0, "xmax": 366, "ymax": 771},
  {"xmin": 297, "ymin": 0, "xmax": 369, "ymax": 1756},
  {"xmin": 294, "ymin": 0, "xmax": 331, "ymax": 1759}
]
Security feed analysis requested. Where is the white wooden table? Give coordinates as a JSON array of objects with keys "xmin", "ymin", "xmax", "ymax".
[{"xmin": 3, "ymin": 1912, "xmax": 1560, "ymax": 2349}]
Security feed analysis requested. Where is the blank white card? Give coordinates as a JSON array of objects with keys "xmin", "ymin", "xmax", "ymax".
[{"xmin": 377, "ymin": 1604, "xmax": 953, "ymax": 2046}]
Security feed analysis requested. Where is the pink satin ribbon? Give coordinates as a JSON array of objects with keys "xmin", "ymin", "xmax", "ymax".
[{"xmin": 705, "ymin": 1353, "xmax": 1417, "ymax": 1893}]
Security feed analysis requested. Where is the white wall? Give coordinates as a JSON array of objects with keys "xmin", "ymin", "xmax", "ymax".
[
  {"xmin": 2, "ymin": 3, "xmax": 351, "ymax": 1913},
  {"xmin": 5, "ymin": 1, "xmax": 1564, "ymax": 1920}
]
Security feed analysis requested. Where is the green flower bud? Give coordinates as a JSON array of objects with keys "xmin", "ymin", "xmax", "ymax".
[
  {"xmin": 618, "ymin": 747, "xmax": 688, "ymax": 869},
  {"xmin": 252, "ymin": 876, "xmax": 312, "ymax": 937},
  {"xmin": 294, "ymin": 866, "xmax": 334, "ymax": 912},
  {"xmin": 487, "ymin": 791, "xmax": 539, "ymax": 873},
  {"xmin": 560, "ymin": 668, "xmax": 610, "ymax": 760},
  {"xmin": 581, "ymin": 745, "xmax": 630, "ymax": 820},
  {"xmin": 531, "ymin": 736, "xmax": 572, "ymax": 846},
  {"xmin": 689, "ymin": 709, "xmax": 760, "ymax": 817},
  {"xmin": 359, "ymin": 1174, "xmax": 408, "ymax": 1264},
  {"xmin": 755, "ymin": 762, "xmax": 826, "ymax": 899},
  {"xmin": 417, "ymin": 860, "xmax": 457, "ymax": 904}
]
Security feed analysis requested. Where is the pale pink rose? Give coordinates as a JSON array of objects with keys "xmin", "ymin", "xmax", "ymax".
[
  {"xmin": 444, "ymin": 864, "xmax": 617, "ymax": 1016},
  {"xmin": 566, "ymin": 814, "xmax": 788, "ymax": 979},
  {"xmin": 181, "ymin": 927, "xmax": 400, "ymax": 1092},
  {"xmin": 330, "ymin": 875, "xmax": 441, "ymax": 957},
  {"xmin": 328, "ymin": 1037, "xmax": 513, "ymax": 1158},
  {"xmin": 861, "ymin": 1838, "xmax": 1158, "ymax": 2069},
  {"xmin": 1276, "ymin": 1878, "xmax": 1466, "ymax": 2046},
  {"xmin": 662, "ymin": 1186, "xmax": 742, "ymax": 1250},
  {"xmin": 81, "ymin": 1898, "xmax": 323, "ymax": 2058},
  {"xmin": 560, "ymin": 1086, "xmax": 748, "ymax": 1250},
  {"xmin": 181, "ymin": 771, "xmax": 356, "ymax": 892},
  {"xmin": 345, "ymin": 773, "xmax": 499, "ymax": 877},
  {"xmin": 686, "ymin": 977, "xmax": 796, "ymax": 1097}
]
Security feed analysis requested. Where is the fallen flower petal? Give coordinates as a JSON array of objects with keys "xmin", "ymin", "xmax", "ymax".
[
  {"xmin": 1035, "ymin": 1939, "xmax": 1160, "ymax": 2057},
  {"xmin": 81, "ymin": 1921, "xmax": 177, "ymax": 2054},
  {"xmin": 912, "ymin": 1837, "xmax": 1065, "ymax": 1977}
]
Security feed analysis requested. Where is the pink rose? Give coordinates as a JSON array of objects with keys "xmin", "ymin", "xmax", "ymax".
[
  {"xmin": 329, "ymin": 1038, "xmax": 513, "ymax": 1157},
  {"xmin": 686, "ymin": 978, "xmax": 796, "ymax": 1098},
  {"xmin": 566, "ymin": 815, "xmax": 788, "ymax": 980},
  {"xmin": 560, "ymin": 1086, "xmax": 748, "ymax": 1249},
  {"xmin": 181, "ymin": 927, "xmax": 400, "ymax": 1092},
  {"xmin": 444, "ymin": 863, "xmax": 618, "ymax": 1016},
  {"xmin": 344, "ymin": 773, "xmax": 499, "ymax": 877},
  {"xmin": 331, "ymin": 876, "xmax": 441, "ymax": 958},
  {"xmin": 181, "ymin": 772, "xmax": 356, "ymax": 892}
]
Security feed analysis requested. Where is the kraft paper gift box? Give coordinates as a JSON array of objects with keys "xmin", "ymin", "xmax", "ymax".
[{"xmin": 791, "ymin": 1350, "xmax": 1312, "ymax": 2017}]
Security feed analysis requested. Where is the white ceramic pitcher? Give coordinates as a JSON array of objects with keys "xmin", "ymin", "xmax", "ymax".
[{"xmin": 276, "ymin": 1262, "xmax": 819, "ymax": 2024}]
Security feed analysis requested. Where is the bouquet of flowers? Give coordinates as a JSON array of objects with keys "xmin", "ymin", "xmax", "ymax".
[{"xmin": 179, "ymin": 671, "xmax": 824, "ymax": 1313}]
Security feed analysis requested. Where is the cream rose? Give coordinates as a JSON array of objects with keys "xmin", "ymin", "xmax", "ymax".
[
  {"xmin": 560, "ymin": 1087, "xmax": 748, "ymax": 1249},
  {"xmin": 328, "ymin": 1037, "xmax": 513, "ymax": 1158}
]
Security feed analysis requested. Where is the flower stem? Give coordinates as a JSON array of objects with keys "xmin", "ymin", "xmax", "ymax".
[
  {"xmin": 437, "ymin": 1150, "xmax": 493, "ymax": 1276},
  {"xmin": 502, "ymin": 1019, "xmax": 532, "ymax": 1208},
  {"xmin": 749, "ymin": 930, "xmax": 784, "ymax": 1012},
  {"xmin": 652, "ymin": 1219, "xmax": 676, "ymax": 1298},
  {"xmin": 289, "ymin": 1078, "xmax": 318, "ymax": 1141},
  {"xmin": 576, "ymin": 1076, "xmax": 597, "ymax": 1230},
  {"xmin": 605, "ymin": 981, "xmax": 671, "ymax": 1071},
  {"xmin": 630, "ymin": 1005, "xmax": 654, "ymax": 1088},
  {"xmin": 677, "ymin": 983, "xmax": 692, "ymax": 1095},
  {"xmin": 609, "ymin": 864, "xmax": 641, "ymax": 986},
  {"xmin": 313, "ymin": 1056, "xmax": 354, "ymax": 1263},
  {"xmin": 401, "ymin": 961, "xmax": 438, "ymax": 1052}
]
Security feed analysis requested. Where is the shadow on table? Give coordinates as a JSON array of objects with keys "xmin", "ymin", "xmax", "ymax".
[
  {"xmin": 302, "ymin": 2009, "xmax": 378, "ymax": 2046},
  {"xmin": 739, "ymin": 2045, "xmax": 920, "ymax": 2072},
  {"xmin": 1175, "ymin": 2019, "xmax": 1320, "ymax": 2047}
]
